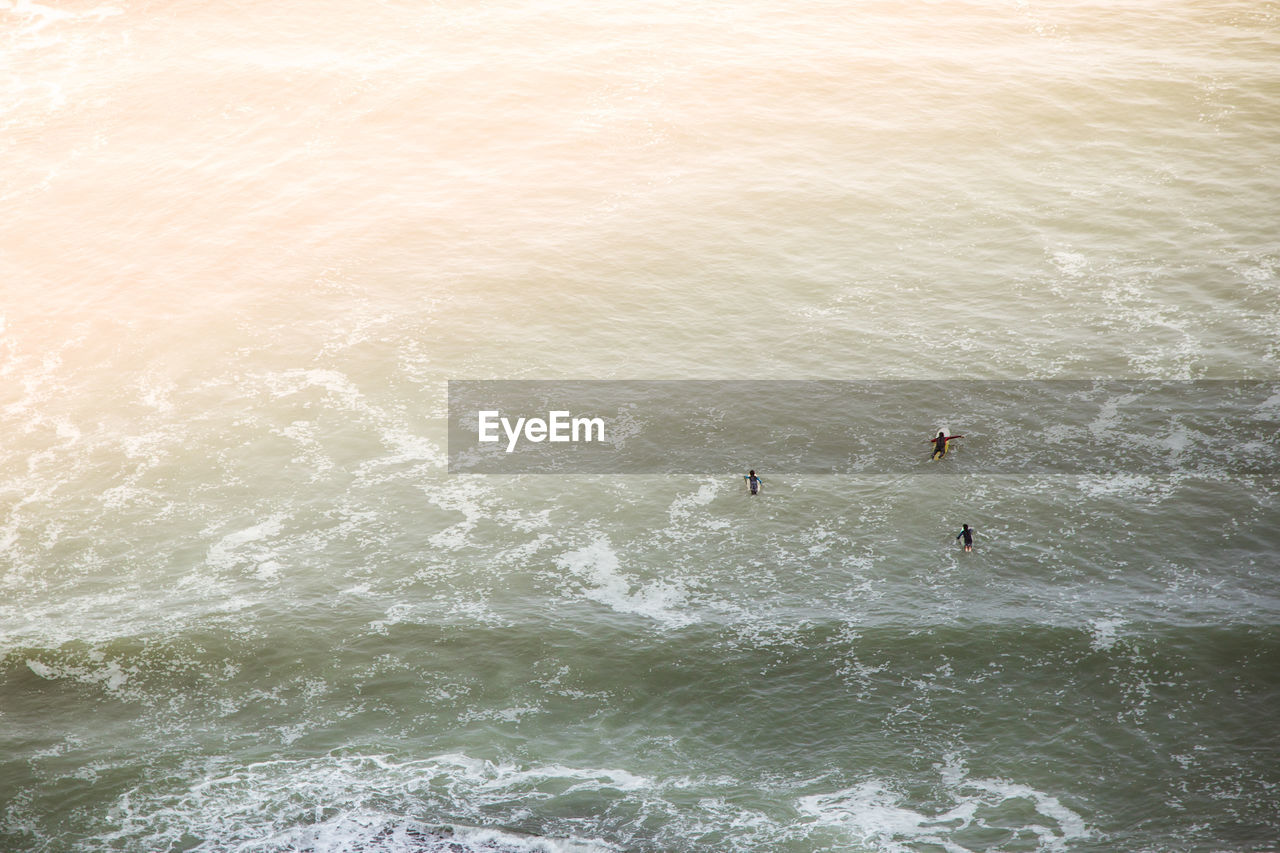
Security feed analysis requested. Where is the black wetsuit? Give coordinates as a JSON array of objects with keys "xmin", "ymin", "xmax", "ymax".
[
  {"xmin": 746, "ymin": 474, "xmax": 761, "ymax": 495},
  {"xmin": 956, "ymin": 527, "xmax": 973, "ymax": 548},
  {"xmin": 932, "ymin": 435, "xmax": 948, "ymax": 458}
]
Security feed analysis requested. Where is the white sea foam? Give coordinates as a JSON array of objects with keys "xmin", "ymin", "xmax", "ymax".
[
  {"xmin": 368, "ymin": 601, "xmax": 415, "ymax": 635},
  {"xmin": 425, "ymin": 477, "xmax": 489, "ymax": 551},
  {"xmin": 94, "ymin": 754, "xmax": 628, "ymax": 853},
  {"xmin": 1076, "ymin": 473, "xmax": 1154, "ymax": 499},
  {"xmin": 276, "ymin": 419, "xmax": 334, "ymax": 475},
  {"xmin": 27, "ymin": 655, "xmax": 134, "ymax": 695},
  {"xmin": 377, "ymin": 426, "xmax": 445, "ymax": 467},
  {"xmin": 1089, "ymin": 615, "xmax": 1126, "ymax": 651},
  {"xmin": 798, "ymin": 756, "xmax": 1090, "ymax": 852},
  {"xmin": 263, "ymin": 368, "xmax": 361, "ymax": 401},
  {"xmin": 555, "ymin": 535, "xmax": 694, "ymax": 628},
  {"xmin": 664, "ymin": 479, "xmax": 732, "ymax": 539},
  {"xmin": 1050, "ymin": 250, "xmax": 1088, "ymax": 279},
  {"xmin": 1087, "ymin": 393, "xmax": 1140, "ymax": 439},
  {"xmin": 666, "ymin": 479, "xmax": 720, "ymax": 521},
  {"xmin": 206, "ymin": 514, "xmax": 287, "ymax": 574}
]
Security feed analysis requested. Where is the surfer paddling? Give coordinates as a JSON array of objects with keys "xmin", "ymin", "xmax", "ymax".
[
  {"xmin": 955, "ymin": 523, "xmax": 974, "ymax": 552},
  {"xmin": 927, "ymin": 430, "xmax": 963, "ymax": 460},
  {"xmin": 743, "ymin": 470, "xmax": 763, "ymax": 495}
]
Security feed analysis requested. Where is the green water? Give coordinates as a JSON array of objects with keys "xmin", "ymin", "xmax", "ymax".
[{"xmin": 3, "ymin": 0, "xmax": 1280, "ymax": 850}]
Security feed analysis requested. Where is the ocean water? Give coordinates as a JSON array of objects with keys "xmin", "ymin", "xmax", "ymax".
[{"xmin": 2, "ymin": 1, "xmax": 1279, "ymax": 851}]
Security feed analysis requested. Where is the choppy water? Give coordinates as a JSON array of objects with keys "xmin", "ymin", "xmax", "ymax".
[{"xmin": 2, "ymin": 1, "xmax": 1279, "ymax": 851}]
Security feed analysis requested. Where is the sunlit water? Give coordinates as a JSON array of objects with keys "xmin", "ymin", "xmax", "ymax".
[{"xmin": 2, "ymin": 1, "xmax": 1278, "ymax": 851}]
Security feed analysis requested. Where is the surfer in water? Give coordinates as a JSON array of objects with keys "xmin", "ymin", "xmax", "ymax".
[
  {"xmin": 955, "ymin": 523, "xmax": 974, "ymax": 552},
  {"xmin": 928, "ymin": 430, "xmax": 963, "ymax": 460},
  {"xmin": 744, "ymin": 470, "xmax": 763, "ymax": 495}
]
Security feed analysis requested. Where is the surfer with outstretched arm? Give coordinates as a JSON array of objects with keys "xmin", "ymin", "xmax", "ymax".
[
  {"xmin": 744, "ymin": 470, "xmax": 763, "ymax": 495},
  {"xmin": 927, "ymin": 430, "xmax": 963, "ymax": 460},
  {"xmin": 955, "ymin": 523, "xmax": 974, "ymax": 552}
]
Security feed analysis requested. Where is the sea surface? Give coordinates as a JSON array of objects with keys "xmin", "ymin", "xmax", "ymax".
[{"xmin": 2, "ymin": 1, "xmax": 1279, "ymax": 851}]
